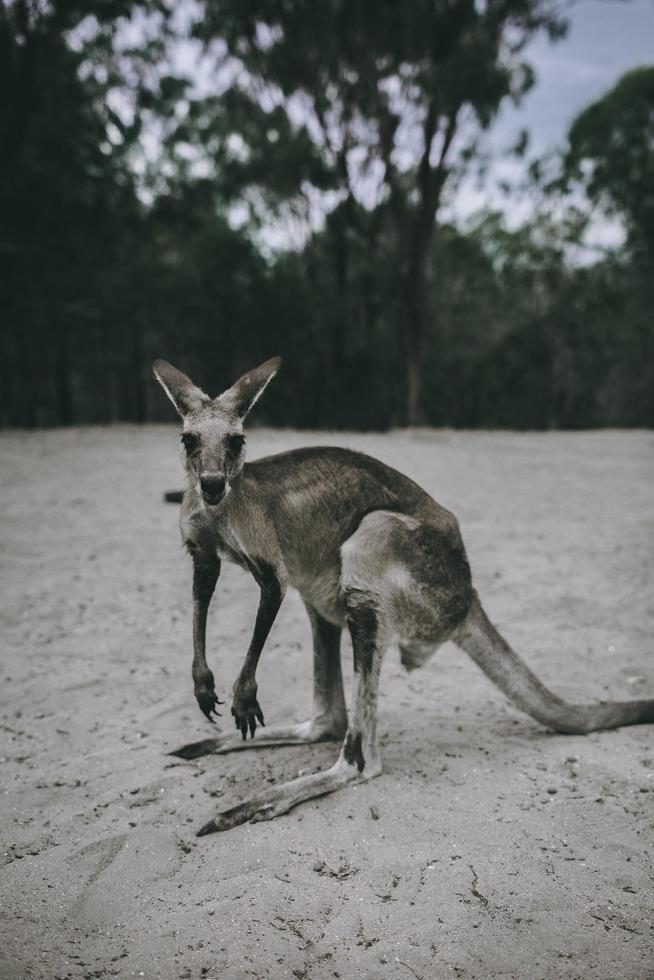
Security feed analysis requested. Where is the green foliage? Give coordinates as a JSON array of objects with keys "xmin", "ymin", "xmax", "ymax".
[{"xmin": 562, "ymin": 66, "xmax": 654, "ymax": 258}]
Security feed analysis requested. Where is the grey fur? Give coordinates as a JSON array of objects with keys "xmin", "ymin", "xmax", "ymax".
[{"xmin": 153, "ymin": 357, "xmax": 654, "ymax": 836}]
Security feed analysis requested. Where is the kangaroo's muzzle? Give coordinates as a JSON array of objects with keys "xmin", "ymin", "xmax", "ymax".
[{"xmin": 200, "ymin": 474, "xmax": 226, "ymax": 505}]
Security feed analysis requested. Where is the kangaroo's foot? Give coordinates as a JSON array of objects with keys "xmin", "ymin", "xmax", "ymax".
[
  {"xmin": 169, "ymin": 717, "xmax": 346, "ymax": 760},
  {"xmin": 196, "ymin": 753, "xmax": 381, "ymax": 835}
]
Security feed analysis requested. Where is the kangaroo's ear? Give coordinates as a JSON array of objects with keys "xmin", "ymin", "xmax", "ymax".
[
  {"xmin": 152, "ymin": 359, "xmax": 209, "ymax": 417},
  {"xmin": 216, "ymin": 356, "xmax": 282, "ymax": 419}
]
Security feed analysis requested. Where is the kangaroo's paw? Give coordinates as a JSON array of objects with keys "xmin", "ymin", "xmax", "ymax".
[
  {"xmin": 196, "ymin": 756, "xmax": 375, "ymax": 836},
  {"xmin": 197, "ymin": 797, "xmax": 278, "ymax": 835},
  {"xmin": 193, "ymin": 669, "xmax": 224, "ymax": 724},
  {"xmin": 168, "ymin": 720, "xmax": 342, "ymax": 760},
  {"xmin": 231, "ymin": 680, "xmax": 265, "ymax": 739}
]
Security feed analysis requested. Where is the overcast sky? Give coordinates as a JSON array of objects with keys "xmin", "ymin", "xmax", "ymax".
[
  {"xmin": 500, "ymin": 0, "xmax": 653, "ymax": 156},
  {"xmin": 452, "ymin": 0, "xmax": 654, "ymax": 228}
]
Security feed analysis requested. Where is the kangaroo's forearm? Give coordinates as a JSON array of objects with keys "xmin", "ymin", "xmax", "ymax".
[
  {"xmin": 189, "ymin": 551, "xmax": 221, "ymax": 721},
  {"xmin": 191, "ymin": 597, "xmax": 212, "ymax": 681},
  {"xmin": 191, "ymin": 554, "xmax": 220, "ymax": 676},
  {"xmin": 232, "ymin": 560, "xmax": 286, "ymax": 737},
  {"xmin": 235, "ymin": 557, "xmax": 284, "ymax": 668},
  {"xmin": 239, "ymin": 581, "xmax": 284, "ymax": 681}
]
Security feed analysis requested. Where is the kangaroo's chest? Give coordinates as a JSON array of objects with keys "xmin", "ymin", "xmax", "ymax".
[
  {"xmin": 211, "ymin": 510, "xmax": 345, "ymax": 623},
  {"xmin": 212, "ymin": 525, "xmax": 251, "ymax": 569}
]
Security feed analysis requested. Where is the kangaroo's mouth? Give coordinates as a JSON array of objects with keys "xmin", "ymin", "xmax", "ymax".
[{"xmin": 201, "ymin": 491, "xmax": 224, "ymax": 506}]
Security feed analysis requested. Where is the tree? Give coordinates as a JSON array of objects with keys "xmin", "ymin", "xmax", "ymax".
[
  {"xmin": 0, "ymin": 2, "xmax": 135, "ymax": 424},
  {"xmin": 562, "ymin": 65, "xmax": 654, "ymax": 260},
  {"xmin": 189, "ymin": 0, "xmax": 567, "ymax": 422},
  {"xmin": 0, "ymin": 0, "xmax": 189, "ymax": 425},
  {"xmin": 556, "ymin": 66, "xmax": 654, "ymax": 426}
]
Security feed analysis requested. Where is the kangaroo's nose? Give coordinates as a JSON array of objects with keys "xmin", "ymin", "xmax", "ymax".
[{"xmin": 200, "ymin": 475, "xmax": 226, "ymax": 502}]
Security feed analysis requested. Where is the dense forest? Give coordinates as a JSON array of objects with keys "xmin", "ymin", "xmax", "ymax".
[{"xmin": 1, "ymin": 1, "xmax": 652, "ymax": 429}]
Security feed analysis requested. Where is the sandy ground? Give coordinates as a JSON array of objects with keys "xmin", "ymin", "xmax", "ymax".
[{"xmin": 1, "ymin": 426, "xmax": 653, "ymax": 980}]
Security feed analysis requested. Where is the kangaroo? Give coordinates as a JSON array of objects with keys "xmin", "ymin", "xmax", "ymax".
[{"xmin": 153, "ymin": 356, "xmax": 654, "ymax": 836}]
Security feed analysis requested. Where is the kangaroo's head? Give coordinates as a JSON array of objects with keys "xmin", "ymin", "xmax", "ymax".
[{"xmin": 152, "ymin": 357, "xmax": 281, "ymax": 506}]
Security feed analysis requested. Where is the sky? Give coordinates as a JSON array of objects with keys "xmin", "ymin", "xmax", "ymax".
[
  {"xmin": 451, "ymin": 0, "xmax": 654, "ymax": 233},
  {"xmin": 498, "ymin": 0, "xmax": 653, "ymax": 159}
]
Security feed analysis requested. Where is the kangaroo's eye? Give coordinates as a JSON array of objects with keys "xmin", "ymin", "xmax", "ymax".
[
  {"xmin": 181, "ymin": 432, "xmax": 199, "ymax": 454},
  {"xmin": 226, "ymin": 433, "xmax": 245, "ymax": 456}
]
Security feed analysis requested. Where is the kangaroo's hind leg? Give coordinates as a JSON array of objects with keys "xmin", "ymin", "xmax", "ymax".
[
  {"xmin": 196, "ymin": 585, "xmax": 386, "ymax": 834},
  {"xmin": 194, "ymin": 509, "xmax": 473, "ymax": 833},
  {"xmin": 170, "ymin": 604, "xmax": 346, "ymax": 759},
  {"xmin": 304, "ymin": 604, "xmax": 348, "ymax": 739},
  {"xmin": 194, "ymin": 512, "xmax": 433, "ymax": 832}
]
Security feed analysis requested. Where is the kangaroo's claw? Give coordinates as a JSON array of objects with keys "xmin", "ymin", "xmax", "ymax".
[
  {"xmin": 195, "ymin": 687, "xmax": 224, "ymax": 723},
  {"xmin": 231, "ymin": 699, "xmax": 265, "ymax": 740}
]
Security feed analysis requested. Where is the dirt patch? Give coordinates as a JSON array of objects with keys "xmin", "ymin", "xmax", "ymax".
[{"xmin": 1, "ymin": 427, "xmax": 653, "ymax": 979}]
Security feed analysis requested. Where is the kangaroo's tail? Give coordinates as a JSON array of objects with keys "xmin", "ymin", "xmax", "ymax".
[
  {"xmin": 163, "ymin": 490, "xmax": 184, "ymax": 504},
  {"xmin": 454, "ymin": 592, "xmax": 654, "ymax": 734}
]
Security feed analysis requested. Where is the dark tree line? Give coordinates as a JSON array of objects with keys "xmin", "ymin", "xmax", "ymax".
[{"xmin": 0, "ymin": 1, "xmax": 652, "ymax": 429}]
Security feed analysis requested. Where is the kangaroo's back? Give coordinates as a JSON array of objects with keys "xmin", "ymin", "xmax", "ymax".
[{"xmin": 244, "ymin": 444, "xmax": 454, "ymax": 527}]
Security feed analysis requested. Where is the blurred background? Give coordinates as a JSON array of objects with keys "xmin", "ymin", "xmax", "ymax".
[{"xmin": 1, "ymin": 0, "xmax": 652, "ymax": 431}]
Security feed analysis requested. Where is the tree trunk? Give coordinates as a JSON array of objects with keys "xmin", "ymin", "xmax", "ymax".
[
  {"xmin": 401, "ymin": 288, "xmax": 426, "ymax": 425},
  {"xmin": 400, "ymin": 229, "xmax": 433, "ymax": 426},
  {"xmin": 328, "ymin": 213, "xmax": 349, "ymax": 426},
  {"xmin": 131, "ymin": 321, "xmax": 145, "ymax": 423},
  {"xmin": 332, "ymin": 217, "xmax": 348, "ymax": 369},
  {"xmin": 392, "ymin": 103, "xmax": 457, "ymax": 426},
  {"xmin": 404, "ymin": 335, "xmax": 425, "ymax": 425},
  {"xmin": 55, "ymin": 318, "xmax": 73, "ymax": 426}
]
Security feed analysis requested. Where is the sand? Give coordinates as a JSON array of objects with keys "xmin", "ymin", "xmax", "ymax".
[{"xmin": 1, "ymin": 426, "xmax": 653, "ymax": 980}]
